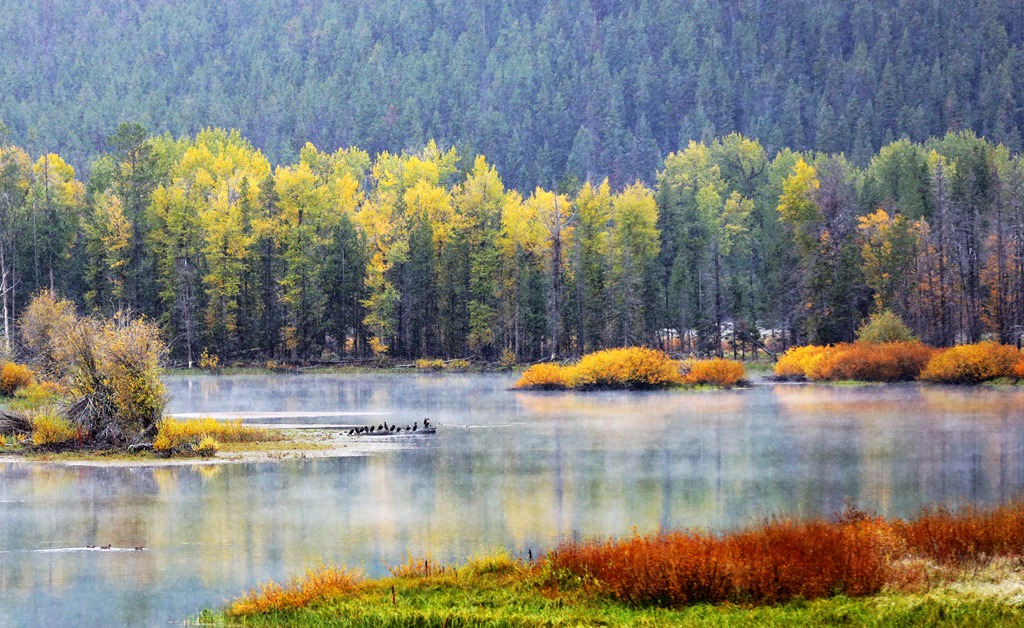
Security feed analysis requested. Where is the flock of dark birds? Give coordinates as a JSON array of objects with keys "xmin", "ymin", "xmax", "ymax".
[{"xmin": 348, "ymin": 418, "xmax": 433, "ymax": 436}]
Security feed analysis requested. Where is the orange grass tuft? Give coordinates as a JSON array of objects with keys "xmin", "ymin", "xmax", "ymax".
[
  {"xmin": 228, "ymin": 563, "xmax": 364, "ymax": 616},
  {"xmin": 919, "ymin": 341, "xmax": 1023, "ymax": 384},
  {"xmin": 683, "ymin": 358, "xmax": 746, "ymax": 387}
]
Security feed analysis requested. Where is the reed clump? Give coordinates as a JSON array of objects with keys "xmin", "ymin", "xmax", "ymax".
[
  {"xmin": 153, "ymin": 417, "xmax": 276, "ymax": 456},
  {"xmin": 682, "ymin": 358, "xmax": 746, "ymax": 387},
  {"xmin": 919, "ymin": 341, "xmax": 1024, "ymax": 384}
]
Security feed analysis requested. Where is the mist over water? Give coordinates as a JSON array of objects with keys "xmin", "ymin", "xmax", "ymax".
[{"xmin": 4, "ymin": 373, "xmax": 1024, "ymax": 626}]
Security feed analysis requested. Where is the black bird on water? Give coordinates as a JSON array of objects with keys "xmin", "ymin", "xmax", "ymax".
[{"xmin": 423, "ymin": 418, "xmax": 431, "ymax": 429}]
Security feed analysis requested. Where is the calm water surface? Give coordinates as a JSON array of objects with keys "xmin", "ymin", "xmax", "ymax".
[{"xmin": 3, "ymin": 373, "xmax": 1024, "ymax": 626}]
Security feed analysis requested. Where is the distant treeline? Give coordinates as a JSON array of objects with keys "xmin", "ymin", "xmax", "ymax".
[
  {"xmin": 2, "ymin": 0, "xmax": 1024, "ymax": 191},
  {"xmin": 0, "ymin": 127, "xmax": 1022, "ymax": 363}
]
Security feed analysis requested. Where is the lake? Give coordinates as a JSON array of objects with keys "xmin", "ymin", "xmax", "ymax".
[{"xmin": 3, "ymin": 373, "xmax": 1024, "ymax": 626}]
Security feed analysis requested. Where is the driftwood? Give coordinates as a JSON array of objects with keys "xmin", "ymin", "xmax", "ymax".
[{"xmin": 0, "ymin": 410, "xmax": 32, "ymax": 436}]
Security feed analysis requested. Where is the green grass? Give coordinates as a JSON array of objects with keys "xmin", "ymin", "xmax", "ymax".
[{"xmin": 194, "ymin": 568, "xmax": 1024, "ymax": 627}]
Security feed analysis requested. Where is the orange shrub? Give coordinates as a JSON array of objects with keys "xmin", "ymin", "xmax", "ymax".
[
  {"xmin": 683, "ymin": 358, "xmax": 745, "ymax": 387},
  {"xmin": 919, "ymin": 341, "xmax": 1023, "ymax": 384},
  {"xmin": 776, "ymin": 342, "xmax": 936, "ymax": 382},
  {"xmin": 566, "ymin": 347, "xmax": 683, "ymax": 390},
  {"xmin": 808, "ymin": 342, "xmax": 935, "ymax": 382},
  {"xmin": 0, "ymin": 362, "xmax": 35, "ymax": 396},
  {"xmin": 513, "ymin": 363, "xmax": 571, "ymax": 390},
  {"xmin": 773, "ymin": 345, "xmax": 831, "ymax": 379},
  {"xmin": 545, "ymin": 516, "xmax": 892, "ymax": 606}
]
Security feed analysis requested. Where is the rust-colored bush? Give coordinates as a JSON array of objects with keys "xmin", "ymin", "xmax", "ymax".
[
  {"xmin": 0, "ymin": 362, "xmax": 35, "ymax": 396},
  {"xmin": 809, "ymin": 342, "xmax": 935, "ymax": 382},
  {"xmin": 775, "ymin": 342, "xmax": 936, "ymax": 382},
  {"xmin": 228, "ymin": 563, "xmax": 364, "ymax": 616},
  {"xmin": 513, "ymin": 363, "xmax": 571, "ymax": 390},
  {"xmin": 919, "ymin": 342, "xmax": 1023, "ymax": 384},
  {"xmin": 683, "ymin": 358, "xmax": 746, "ymax": 387},
  {"xmin": 545, "ymin": 516, "xmax": 892, "ymax": 607},
  {"xmin": 566, "ymin": 347, "xmax": 683, "ymax": 390}
]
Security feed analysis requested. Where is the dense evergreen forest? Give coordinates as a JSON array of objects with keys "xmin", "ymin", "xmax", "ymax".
[
  {"xmin": 0, "ymin": 128, "xmax": 1022, "ymax": 364},
  {"xmin": 2, "ymin": 0, "xmax": 1024, "ymax": 192}
]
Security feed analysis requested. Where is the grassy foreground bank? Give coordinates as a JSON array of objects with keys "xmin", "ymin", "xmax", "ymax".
[{"xmin": 196, "ymin": 505, "xmax": 1024, "ymax": 627}]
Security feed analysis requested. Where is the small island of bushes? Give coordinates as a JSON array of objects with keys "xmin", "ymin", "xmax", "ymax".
[
  {"xmin": 513, "ymin": 347, "xmax": 747, "ymax": 390},
  {"xmin": 0, "ymin": 291, "xmax": 288, "ymax": 460},
  {"xmin": 774, "ymin": 311, "xmax": 1024, "ymax": 384}
]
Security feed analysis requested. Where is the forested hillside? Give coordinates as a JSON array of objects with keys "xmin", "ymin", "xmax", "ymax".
[
  {"xmin": 0, "ymin": 129, "xmax": 1022, "ymax": 364},
  {"xmin": 2, "ymin": 0, "xmax": 1024, "ymax": 191}
]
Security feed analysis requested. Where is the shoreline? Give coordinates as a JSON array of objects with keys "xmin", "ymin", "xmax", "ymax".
[{"xmin": 0, "ymin": 427, "xmax": 421, "ymax": 467}]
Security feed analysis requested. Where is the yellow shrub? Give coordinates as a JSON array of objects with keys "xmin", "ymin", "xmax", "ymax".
[
  {"xmin": 31, "ymin": 412, "xmax": 77, "ymax": 446},
  {"xmin": 154, "ymin": 417, "xmax": 273, "ymax": 454},
  {"xmin": 0, "ymin": 362, "xmax": 35, "ymax": 396},
  {"xmin": 192, "ymin": 436, "xmax": 220, "ymax": 457},
  {"xmin": 415, "ymin": 359, "xmax": 445, "ymax": 370},
  {"xmin": 445, "ymin": 359, "xmax": 470, "ymax": 371},
  {"xmin": 920, "ymin": 342, "xmax": 1023, "ymax": 384},
  {"xmin": 774, "ymin": 345, "xmax": 831, "ymax": 379},
  {"xmin": 513, "ymin": 363, "xmax": 571, "ymax": 390},
  {"xmin": 15, "ymin": 380, "xmax": 68, "ymax": 403},
  {"xmin": 684, "ymin": 358, "xmax": 746, "ymax": 387},
  {"xmin": 567, "ymin": 347, "xmax": 683, "ymax": 390}
]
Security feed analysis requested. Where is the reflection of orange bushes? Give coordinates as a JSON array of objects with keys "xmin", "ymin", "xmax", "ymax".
[
  {"xmin": 514, "ymin": 348, "xmax": 683, "ymax": 390},
  {"xmin": 683, "ymin": 358, "xmax": 745, "ymax": 387},
  {"xmin": 546, "ymin": 515, "xmax": 893, "ymax": 606},
  {"xmin": 513, "ymin": 363, "xmax": 571, "ymax": 390},
  {"xmin": 775, "ymin": 342, "xmax": 934, "ymax": 381},
  {"xmin": 919, "ymin": 342, "xmax": 1023, "ymax": 384}
]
